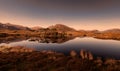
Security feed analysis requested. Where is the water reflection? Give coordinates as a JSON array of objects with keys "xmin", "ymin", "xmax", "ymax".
[
  {"xmin": 28, "ymin": 37, "xmax": 75, "ymax": 43},
  {"xmin": 0, "ymin": 36, "xmax": 29, "ymax": 43},
  {"xmin": 0, "ymin": 36, "xmax": 76, "ymax": 44},
  {"xmin": 0, "ymin": 37, "xmax": 120, "ymax": 59}
]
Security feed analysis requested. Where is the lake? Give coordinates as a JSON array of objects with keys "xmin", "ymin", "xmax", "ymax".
[{"xmin": 0, "ymin": 37, "xmax": 120, "ymax": 59}]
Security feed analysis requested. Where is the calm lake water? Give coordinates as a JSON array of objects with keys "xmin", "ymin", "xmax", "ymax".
[{"xmin": 0, "ymin": 37, "xmax": 120, "ymax": 59}]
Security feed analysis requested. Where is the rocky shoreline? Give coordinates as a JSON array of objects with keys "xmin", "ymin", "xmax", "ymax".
[{"xmin": 0, "ymin": 46, "xmax": 120, "ymax": 71}]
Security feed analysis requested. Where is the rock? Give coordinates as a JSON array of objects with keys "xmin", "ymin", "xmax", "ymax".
[
  {"xmin": 84, "ymin": 51, "xmax": 88, "ymax": 59},
  {"xmin": 70, "ymin": 50, "xmax": 77, "ymax": 57},
  {"xmin": 80, "ymin": 49, "xmax": 93, "ymax": 60},
  {"xmin": 80, "ymin": 49, "xmax": 85, "ymax": 59},
  {"xmin": 88, "ymin": 52, "xmax": 93, "ymax": 60},
  {"xmin": 94, "ymin": 57, "xmax": 103, "ymax": 66},
  {"xmin": 104, "ymin": 59, "xmax": 117, "ymax": 65}
]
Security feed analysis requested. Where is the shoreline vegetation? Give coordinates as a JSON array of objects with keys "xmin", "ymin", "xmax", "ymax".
[{"xmin": 0, "ymin": 46, "xmax": 120, "ymax": 71}]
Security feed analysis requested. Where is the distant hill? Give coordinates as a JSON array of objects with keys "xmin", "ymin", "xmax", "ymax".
[
  {"xmin": 0, "ymin": 23, "xmax": 30, "ymax": 30},
  {"xmin": 1, "ymin": 23, "xmax": 120, "ymax": 33},
  {"xmin": 31, "ymin": 26, "xmax": 44, "ymax": 30},
  {"xmin": 48, "ymin": 24, "xmax": 76, "ymax": 32},
  {"xmin": 0, "ymin": 23, "xmax": 76, "ymax": 32},
  {"xmin": 103, "ymin": 29, "xmax": 120, "ymax": 33}
]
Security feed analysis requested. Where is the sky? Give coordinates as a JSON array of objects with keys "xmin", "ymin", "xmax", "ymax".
[{"xmin": 0, "ymin": 0, "xmax": 120, "ymax": 30}]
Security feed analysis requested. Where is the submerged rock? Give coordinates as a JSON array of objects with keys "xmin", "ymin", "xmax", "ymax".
[{"xmin": 80, "ymin": 49, "xmax": 93, "ymax": 60}]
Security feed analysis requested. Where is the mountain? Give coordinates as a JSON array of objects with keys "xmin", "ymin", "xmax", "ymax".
[
  {"xmin": 48, "ymin": 24, "xmax": 76, "ymax": 32},
  {"xmin": 0, "ymin": 23, "xmax": 76, "ymax": 32},
  {"xmin": 103, "ymin": 29, "xmax": 120, "ymax": 33},
  {"xmin": 31, "ymin": 26, "xmax": 44, "ymax": 30},
  {"xmin": 0, "ymin": 23, "xmax": 30, "ymax": 30}
]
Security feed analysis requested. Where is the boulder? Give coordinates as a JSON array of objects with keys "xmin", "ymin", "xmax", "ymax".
[
  {"xmin": 70, "ymin": 50, "xmax": 77, "ymax": 57},
  {"xmin": 88, "ymin": 52, "xmax": 93, "ymax": 60},
  {"xmin": 80, "ymin": 49, "xmax": 93, "ymax": 60},
  {"xmin": 80, "ymin": 49, "xmax": 85, "ymax": 59}
]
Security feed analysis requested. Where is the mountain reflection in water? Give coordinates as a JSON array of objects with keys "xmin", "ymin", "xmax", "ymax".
[{"xmin": 28, "ymin": 37, "xmax": 75, "ymax": 43}]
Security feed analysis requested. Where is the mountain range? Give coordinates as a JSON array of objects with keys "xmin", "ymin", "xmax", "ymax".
[
  {"xmin": 0, "ymin": 23, "xmax": 30, "ymax": 30},
  {"xmin": 48, "ymin": 24, "xmax": 76, "ymax": 32},
  {"xmin": 0, "ymin": 23, "xmax": 120, "ymax": 33},
  {"xmin": 103, "ymin": 29, "xmax": 120, "ymax": 33}
]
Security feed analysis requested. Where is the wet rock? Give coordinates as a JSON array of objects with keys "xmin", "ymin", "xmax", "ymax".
[
  {"xmin": 88, "ymin": 52, "xmax": 93, "ymax": 60},
  {"xmin": 84, "ymin": 51, "xmax": 88, "ymax": 59},
  {"xmin": 70, "ymin": 50, "xmax": 77, "ymax": 57},
  {"xmin": 80, "ymin": 49, "xmax": 93, "ymax": 60},
  {"xmin": 94, "ymin": 57, "xmax": 103, "ymax": 66},
  {"xmin": 104, "ymin": 59, "xmax": 117, "ymax": 65},
  {"xmin": 80, "ymin": 49, "xmax": 85, "ymax": 59}
]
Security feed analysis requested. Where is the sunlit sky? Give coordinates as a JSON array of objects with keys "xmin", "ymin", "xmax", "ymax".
[{"xmin": 0, "ymin": 0, "xmax": 120, "ymax": 30}]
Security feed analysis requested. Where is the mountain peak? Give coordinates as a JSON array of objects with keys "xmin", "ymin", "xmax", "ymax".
[
  {"xmin": 31, "ymin": 26, "xmax": 43, "ymax": 30},
  {"xmin": 55, "ymin": 24, "xmax": 66, "ymax": 26},
  {"xmin": 48, "ymin": 24, "xmax": 76, "ymax": 32}
]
